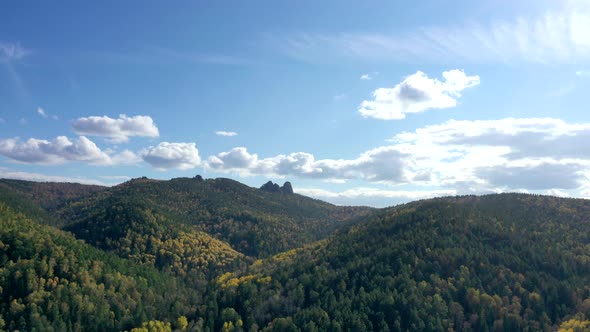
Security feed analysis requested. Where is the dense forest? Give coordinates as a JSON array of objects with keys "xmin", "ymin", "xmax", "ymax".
[{"xmin": 1, "ymin": 177, "xmax": 590, "ymax": 331}]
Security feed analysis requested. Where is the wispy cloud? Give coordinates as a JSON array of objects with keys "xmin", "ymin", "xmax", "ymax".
[
  {"xmin": 576, "ymin": 70, "xmax": 590, "ymax": 77},
  {"xmin": 37, "ymin": 107, "xmax": 47, "ymax": 118},
  {"xmin": 360, "ymin": 72, "xmax": 378, "ymax": 80},
  {"xmin": 88, "ymin": 46, "xmax": 250, "ymax": 66},
  {"xmin": 0, "ymin": 42, "xmax": 29, "ymax": 63},
  {"xmin": 215, "ymin": 131, "xmax": 238, "ymax": 137},
  {"xmin": 272, "ymin": 4, "xmax": 590, "ymax": 64},
  {"xmin": 0, "ymin": 42, "xmax": 30, "ymax": 96},
  {"xmin": 548, "ymin": 83, "xmax": 576, "ymax": 97},
  {"xmin": 36, "ymin": 107, "xmax": 57, "ymax": 119}
]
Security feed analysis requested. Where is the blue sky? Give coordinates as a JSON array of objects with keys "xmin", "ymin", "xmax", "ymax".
[{"xmin": 1, "ymin": 0, "xmax": 590, "ymax": 207}]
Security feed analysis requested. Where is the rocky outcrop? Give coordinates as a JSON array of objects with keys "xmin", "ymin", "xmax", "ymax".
[
  {"xmin": 260, "ymin": 181, "xmax": 294, "ymax": 194},
  {"xmin": 280, "ymin": 181, "xmax": 293, "ymax": 194},
  {"xmin": 260, "ymin": 181, "xmax": 281, "ymax": 193}
]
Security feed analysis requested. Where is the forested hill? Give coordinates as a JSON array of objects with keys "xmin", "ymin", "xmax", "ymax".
[
  {"xmin": 3, "ymin": 177, "xmax": 590, "ymax": 331},
  {"xmin": 0, "ymin": 202, "xmax": 199, "ymax": 331},
  {"xmin": 216, "ymin": 193, "xmax": 590, "ymax": 331},
  {"xmin": 0, "ymin": 177, "xmax": 372, "ymax": 289},
  {"xmin": 0, "ymin": 179, "xmax": 106, "ymax": 228},
  {"xmin": 59, "ymin": 176, "xmax": 372, "ymax": 258},
  {"xmin": 0, "ymin": 179, "xmax": 105, "ymax": 212}
]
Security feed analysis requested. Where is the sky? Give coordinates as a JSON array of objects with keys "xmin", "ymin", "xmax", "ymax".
[{"xmin": 1, "ymin": 0, "xmax": 590, "ymax": 207}]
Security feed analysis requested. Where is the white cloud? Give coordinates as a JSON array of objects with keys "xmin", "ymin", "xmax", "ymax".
[
  {"xmin": 273, "ymin": 3, "xmax": 590, "ymax": 64},
  {"xmin": 358, "ymin": 70, "xmax": 480, "ymax": 120},
  {"xmin": 37, "ymin": 107, "xmax": 47, "ymax": 118},
  {"xmin": 72, "ymin": 114, "xmax": 159, "ymax": 143},
  {"xmin": 360, "ymin": 74, "xmax": 372, "ymax": 80},
  {"xmin": 0, "ymin": 167, "xmax": 114, "ymax": 186},
  {"xmin": 110, "ymin": 149, "xmax": 141, "ymax": 165},
  {"xmin": 215, "ymin": 131, "xmax": 238, "ymax": 137},
  {"xmin": 207, "ymin": 147, "xmax": 257, "ymax": 171},
  {"xmin": 297, "ymin": 187, "xmax": 455, "ymax": 199},
  {"xmin": 0, "ymin": 42, "xmax": 30, "ymax": 96},
  {"xmin": 36, "ymin": 107, "xmax": 58, "ymax": 120},
  {"xmin": 388, "ymin": 118, "xmax": 590, "ymax": 192},
  {"xmin": 476, "ymin": 163, "xmax": 584, "ymax": 190},
  {"xmin": 297, "ymin": 187, "xmax": 456, "ymax": 207},
  {"xmin": 206, "ymin": 146, "xmax": 411, "ymax": 183},
  {"xmin": 206, "ymin": 118, "xmax": 590, "ymax": 197},
  {"xmin": 141, "ymin": 142, "xmax": 201, "ymax": 170},
  {"xmin": 546, "ymin": 189, "xmax": 571, "ymax": 197},
  {"xmin": 0, "ymin": 136, "xmax": 136, "ymax": 165},
  {"xmin": 98, "ymin": 175, "xmax": 131, "ymax": 181}
]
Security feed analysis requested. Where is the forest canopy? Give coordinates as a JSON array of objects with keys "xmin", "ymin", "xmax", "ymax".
[{"xmin": 1, "ymin": 178, "xmax": 590, "ymax": 331}]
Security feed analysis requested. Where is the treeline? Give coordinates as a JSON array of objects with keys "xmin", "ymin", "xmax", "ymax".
[
  {"xmin": 57, "ymin": 177, "xmax": 371, "ymax": 258},
  {"xmin": 0, "ymin": 202, "xmax": 199, "ymax": 331},
  {"xmin": 3, "ymin": 177, "xmax": 590, "ymax": 331},
  {"xmin": 211, "ymin": 194, "xmax": 590, "ymax": 331}
]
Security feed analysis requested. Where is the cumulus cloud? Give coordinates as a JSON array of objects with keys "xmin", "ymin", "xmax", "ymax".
[
  {"xmin": 141, "ymin": 142, "xmax": 201, "ymax": 170},
  {"xmin": 215, "ymin": 131, "xmax": 238, "ymax": 137},
  {"xmin": 110, "ymin": 149, "xmax": 141, "ymax": 165},
  {"xmin": 206, "ymin": 146, "xmax": 411, "ymax": 183},
  {"xmin": 206, "ymin": 118, "xmax": 590, "ymax": 197},
  {"xmin": 388, "ymin": 117, "xmax": 590, "ymax": 192},
  {"xmin": 207, "ymin": 147, "xmax": 257, "ymax": 171},
  {"xmin": 297, "ymin": 187, "xmax": 456, "ymax": 207},
  {"xmin": 476, "ymin": 163, "xmax": 584, "ymax": 190},
  {"xmin": 72, "ymin": 114, "xmax": 159, "ymax": 143},
  {"xmin": 358, "ymin": 70, "xmax": 480, "ymax": 120},
  {"xmin": 0, "ymin": 136, "xmax": 136, "ymax": 165}
]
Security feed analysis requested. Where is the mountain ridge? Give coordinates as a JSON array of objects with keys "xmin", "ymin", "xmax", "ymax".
[{"xmin": 2, "ymin": 177, "xmax": 590, "ymax": 331}]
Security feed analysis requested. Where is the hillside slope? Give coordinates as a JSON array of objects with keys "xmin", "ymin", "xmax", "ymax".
[
  {"xmin": 216, "ymin": 194, "xmax": 590, "ymax": 331},
  {"xmin": 0, "ymin": 202, "xmax": 200, "ymax": 331},
  {"xmin": 0, "ymin": 179, "xmax": 106, "ymax": 228},
  {"xmin": 60, "ymin": 177, "xmax": 372, "ymax": 258}
]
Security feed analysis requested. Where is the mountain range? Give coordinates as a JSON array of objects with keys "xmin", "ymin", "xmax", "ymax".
[{"xmin": 1, "ymin": 177, "xmax": 590, "ymax": 331}]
